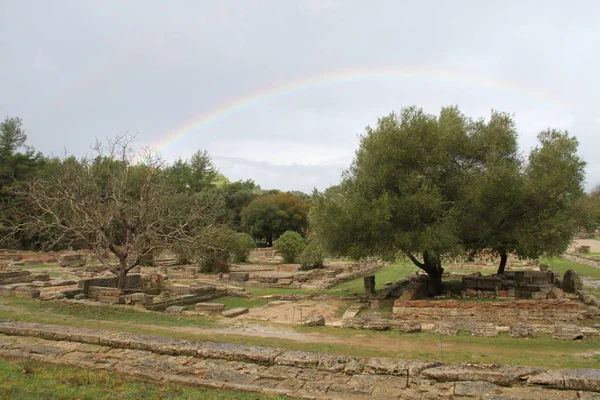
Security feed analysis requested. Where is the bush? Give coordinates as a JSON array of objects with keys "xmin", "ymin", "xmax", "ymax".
[
  {"xmin": 273, "ymin": 231, "xmax": 306, "ymax": 263},
  {"xmin": 299, "ymin": 240, "xmax": 325, "ymax": 270},
  {"xmin": 232, "ymin": 232, "xmax": 256, "ymax": 262},
  {"xmin": 179, "ymin": 227, "xmax": 238, "ymax": 273}
]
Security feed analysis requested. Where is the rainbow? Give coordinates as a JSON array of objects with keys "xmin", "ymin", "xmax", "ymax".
[{"xmin": 155, "ymin": 66, "xmax": 569, "ymax": 153}]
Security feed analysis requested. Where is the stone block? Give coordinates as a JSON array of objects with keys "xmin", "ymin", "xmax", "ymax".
[
  {"xmin": 303, "ymin": 315, "xmax": 325, "ymax": 326},
  {"xmin": 58, "ymin": 254, "xmax": 85, "ymax": 267},
  {"xmin": 454, "ymin": 380, "xmax": 498, "ymax": 396},
  {"xmin": 433, "ymin": 322, "xmax": 459, "ymax": 336},
  {"xmin": 553, "ymin": 324, "xmax": 583, "ymax": 340},
  {"xmin": 13, "ymin": 287, "xmax": 40, "ymax": 298},
  {"xmin": 563, "ymin": 270, "xmax": 583, "ymax": 293},
  {"xmin": 73, "ymin": 293, "xmax": 87, "ymax": 300},
  {"xmin": 508, "ymin": 325, "xmax": 535, "ymax": 338},
  {"xmin": 277, "ymin": 279, "xmax": 293, "ymax": 285},
  {"xmin": 422, "ymin": 363, "xmax": 544, "ymax": 386},
  {"xmin": 166, "ymin": 306, "xmax": 186, "ymax": 314},
  {"xmin": 222, "ymin": 307, "xmax": 249, "ymax": 318},
  {"xmin": 228, "ymin": 272, "xmax": 249, "ymax": 282},
  {"xmin": 471, "ymin": 323, "xmax": 498, "ymax": 337},
  {"xmin": 259, "ymin": 276, "xmax": 278, "ymax": 284},
  {"xmin": 195, "ymin": 303, "xmax": 225, "ymax": 313},
  {"xmin": 0, "ymin": 286, "xmax": 16, "ymax": 296}
]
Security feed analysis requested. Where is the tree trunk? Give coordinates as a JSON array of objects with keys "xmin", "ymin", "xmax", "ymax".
[
  {"xmin": 117, "ymin": 259, "xmax": 128, "ymax": 289},
  {"xmin": 497, "ymin": 252, "xmax": 508, "ymax": 274},
  {"xmin": 266, "ymin": 234, "xmax": 273, "ymax": 247},
  {"xmin": 407, "ymin": 252, "xmax": 444, "ymax": 296}
]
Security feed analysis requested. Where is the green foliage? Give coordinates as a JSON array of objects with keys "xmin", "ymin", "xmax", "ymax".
[
  {"xmin": 273, "ymin": 230, "xmax": 306, "ymax": 263},
  {"xmin": 164, "ymin": 150, "xmax": 218, "ymax": 193},
  {"xmin": 232, "ymin": 232, "xmax": 256, "ymax": 262},
  {"xmin": 298, "ymin": 240, "xmax": 325, "ymax": 270},
  {"xmin": 241, "ymin": 192, "xmax": 310, "ymax": 246},
  {"xmin": 184, "ymin": 226, "xmax": 240, "ymax": 273},
  {"xmin": 0, "ymin": 358, "xmax": 291, "ymax": 399},
  {"xmin": 310, "ymin": 106, "xmax": 586, "ymax": 293},
  {"xmin": 0, "ymin": 116, "xmax": 26, "ymax": 155}
]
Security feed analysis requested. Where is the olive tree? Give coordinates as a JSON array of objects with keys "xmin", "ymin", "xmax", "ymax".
[{"xmin": 310, "ymin": 106, "xmax": 586, "ymax": 295}]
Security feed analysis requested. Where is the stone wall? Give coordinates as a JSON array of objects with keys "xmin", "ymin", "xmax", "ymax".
[
  {"xmin": 78, "ymin": 274, "xmax": 143, "ymax": 293},
  {"xmin": 0, "ymin": 320, "xmax": 598, "ymax": 399},
  {"xmin": 393, "ymin": 299, "xmax": 583, "ymax": 325},
  {"xmin": 562, "ymin": 254, "xmax": 600, "ymax": 270}
]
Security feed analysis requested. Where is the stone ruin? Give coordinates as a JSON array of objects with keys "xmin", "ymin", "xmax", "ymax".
[{"xmin": 1, "ymin": 320, "xmax": 599, "ymax": 399}]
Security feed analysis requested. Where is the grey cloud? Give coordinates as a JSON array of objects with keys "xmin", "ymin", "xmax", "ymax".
[{"xmin": 1, "ymin": 0, "xmax": 598, "ymax": 191}]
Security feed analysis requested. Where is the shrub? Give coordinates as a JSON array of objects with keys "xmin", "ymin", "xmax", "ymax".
[
  {"xmin": 182, "ymin": 227, "xmax": 238, "ymax": 273},
  {"xmin": 232, "ymin": 232, "xmax": 256, "ymax": 262},
  {"xmin": 299, "ymin": 240, "xmax": 325, "ymax": 270},
  {"xmin": 273, "ymin": 231, "xmax": 306, "ymax": 263}
]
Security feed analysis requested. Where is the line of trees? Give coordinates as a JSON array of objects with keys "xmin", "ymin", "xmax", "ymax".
[
  {"xmin": 0, "ymin": 117, "xmax": 311, "ymax": 288},
  {"xmin": 1, "ymin": 109, "xmax": 598, "ymax": 293}
]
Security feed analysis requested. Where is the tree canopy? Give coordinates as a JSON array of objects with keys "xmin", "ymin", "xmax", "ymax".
[
  {"xmin": 310, "ymin": 106, "xmax": 586, "ymax": 294},
  {"xmin": 241, "ymin": 192, "xmax": 310, "ymax": 246}
]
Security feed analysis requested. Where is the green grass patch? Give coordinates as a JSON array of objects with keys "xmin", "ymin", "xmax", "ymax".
[
  {"xmin": 331, "ymin": 261, "xmax": 418, "ymax": 294},
  {"xmin": 0, "ymin": 357, "xmax": 291, "ymax": 399},
  {"xmin": 0, "ymin": 297, "xmax": 599, "ymax": 369},
  {"xmin": 7, "ymin": 264, "xmax": 59, "ymax": 270},
  {"xmin": 0, "ymin": 297, "xmax": 219, "ymax": 329},
  {"xmin": 541, "ymin": 257, "xmax": 600, "ymax": 279}
]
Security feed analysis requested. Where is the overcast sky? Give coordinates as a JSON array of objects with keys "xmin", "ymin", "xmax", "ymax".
[{"xmin": 1, "ymin": 0, "xmax": 598, "ymax": 192}]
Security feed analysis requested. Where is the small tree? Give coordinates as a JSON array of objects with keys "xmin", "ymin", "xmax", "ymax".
[
  {"xmin": 186, "ymin": 226, "xmax": 238, "ymax": 273},
  {"xmin": 232, "ymin": 232, "xmax": 256, "ymax": 262},
  {"xmin": 273, "ymin": 231, "xmax": 306, "ymax": 263},
  {"xmin": 298, "ymin": 240, "xmax": 325, "ymax": 270}
]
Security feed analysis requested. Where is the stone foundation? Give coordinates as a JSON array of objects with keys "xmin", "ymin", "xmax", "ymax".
[
  {"xmin": 393, "ymin": 299, "xmax": 583, "ymax": 325},
  {"xmin": 0, "ymin": 320, "xmax": 598, "ymax": 399}
]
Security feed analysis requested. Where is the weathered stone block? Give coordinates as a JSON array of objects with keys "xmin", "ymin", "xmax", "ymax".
[
  {"xmin": 166, "ymin": 306, "xmax": 186, "ymax": 314},
  {"xmin": 563, "ymin": 270, "xmax": 583, "ymax": 293},
  {"xmin": 433, "ymin": 322, "xmax": 459, "ymax": 336},
  {"xmin": 228, "ymin": 272, "xmax": 249, "ymax": 282},
  {"xmin": 508, "ymin": 324, "xmax": 535, "ymax": 338},
  {"xmin": 59, "ymin": 254, "xmax": 85, "ymax": 267},
  {"xmin": 454, "ymin": 380, "xmax": 498, "ymax": 396},
  {"xmin": 13, "ymin": 287, "xmax": 40, "ymax": 298},
  {"xmin": 529, "ymin": 368, "xmax": 600, "ymax": 392},
  {"xmin": 471, "ymin": 323, "xmax": 498, "ymax": 337},
  {"xmin": 553, "ymin": 324, "xmax": 583, "ymax": 340},
  {"xmin": 195, "ymin": 303, "xmax": 225, "ymax": 313},
  {"xmin": 221, "ymin": 308, "xmax": 249, "ymax": 318},
  {"xmin": 303, "ymin": 315, "xmax": 325, "ymax": 326},
  {"xmin": 422, "ymin": 363, "xmax": 545, "ymax": 386}
]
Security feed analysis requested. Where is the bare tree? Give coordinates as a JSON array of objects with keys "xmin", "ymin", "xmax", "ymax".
[{"xmin": 16, "ymin": 135, "xmax": 226, "ymax": 288}]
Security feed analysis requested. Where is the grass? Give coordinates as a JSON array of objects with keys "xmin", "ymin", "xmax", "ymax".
[
  {"xmin": 0, "ymin": 297, "xmax": 219, "ymax": 329},
  {"xmin": 0, "ymin": 357, "xmax": 291, "ymax": 400},
  {"xmin": 2, "ymin": 296, "xmax": 598, "ymax": 369},
  {"xmin": 541, "ymin": 257, "xmax": 600, "ymax": 279},
  {"xmin": 331, "ymin": 261, "xmax": 418, "ymax": 293},
  {"xmin": 6, "ymin": 264, "xmax": 59, "ymax": 270}
]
